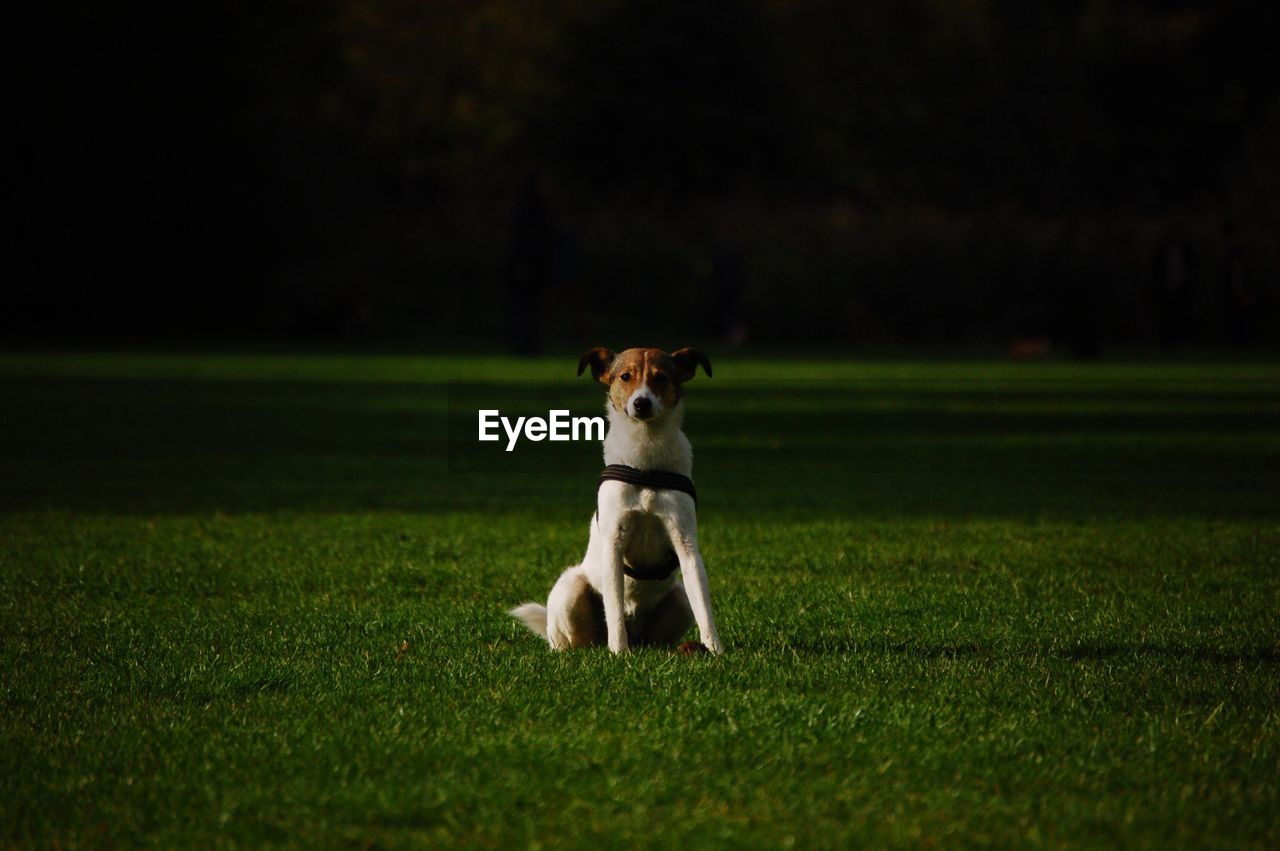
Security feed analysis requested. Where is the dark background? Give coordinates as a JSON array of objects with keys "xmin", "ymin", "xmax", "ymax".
[{"xmin": 11, "ymin": 0, "xmax": 1279, "ymax": 352}]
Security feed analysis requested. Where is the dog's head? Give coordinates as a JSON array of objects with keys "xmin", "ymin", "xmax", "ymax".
[{"xmin": 577, "ymin": 347, "xmax": 712, "ymax": 422}]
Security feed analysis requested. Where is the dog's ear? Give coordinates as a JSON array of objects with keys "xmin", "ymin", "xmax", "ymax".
[
  {"xmin": 670, "ymin": 347, "xmax": 712, "ymax": 381},
  {"xmin": 577, "ymin": 347, "xmax": 615, "ymax": 384}
]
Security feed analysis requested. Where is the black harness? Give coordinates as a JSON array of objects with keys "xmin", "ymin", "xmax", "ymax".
[
  {"xmin": 596, "ymin": 464, "xmax": 697, "ymax": 581},
  {"xmin": 598, "ymin": 464, "xmax": 698, "ymax": 505}
]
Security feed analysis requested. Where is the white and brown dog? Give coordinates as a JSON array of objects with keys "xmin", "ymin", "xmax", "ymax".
[{"xmin": 510, "ymin": 346, "xmax": 723, "ymax": 655}]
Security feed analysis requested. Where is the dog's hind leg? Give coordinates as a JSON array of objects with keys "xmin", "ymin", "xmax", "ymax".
[
  {"xmin": 544, "ymin": 566, "xmax": 607, "ymax": 649},
  {"xmin": 635, "ymin": 583, "xmax": 694, "ymax": 647}
]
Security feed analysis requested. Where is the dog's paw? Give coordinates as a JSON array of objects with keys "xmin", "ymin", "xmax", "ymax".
[{"xmin": 677, "ymin": 641, "xmax": 708, "ymax": 656}]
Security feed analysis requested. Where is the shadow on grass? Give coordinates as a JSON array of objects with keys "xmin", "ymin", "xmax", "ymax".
[
  {"xmin": 783, "ymin": 637, "xmax": 1280, "ymax": 665},
  {"xmin": 1, "ymin": 374, "xmax": 1276, "ymax": 519},
  {"xmin": 1050, "ymin": 642, "xmax": 1280, "ymax": 664}
]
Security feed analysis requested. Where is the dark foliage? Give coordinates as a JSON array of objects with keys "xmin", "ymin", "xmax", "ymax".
[{"xmin": 9, "ymin": 1, "xmax": 1279, "ymax": 345}]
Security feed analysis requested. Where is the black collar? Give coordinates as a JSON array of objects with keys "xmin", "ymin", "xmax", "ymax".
[{"xmin": 598, "ymin": 464, "xmax": 697, "ymax": 505}]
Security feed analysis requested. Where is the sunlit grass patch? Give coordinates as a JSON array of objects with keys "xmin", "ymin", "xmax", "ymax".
[{"xmin": 1, "ymin": 353, "xmax": 1277, "ymax": 847}]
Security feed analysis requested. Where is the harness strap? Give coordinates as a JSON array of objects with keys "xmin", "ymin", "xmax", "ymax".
[
  {"xmin": 623, "ymin": 552, "xmax": 681, "ymax": 582},
  {"xmin": 596, "ymin": 464, "xmax": 697, "ymax": 581},
  {"xmin": 598, "ymin": 464, "xmax": 697, "ymax": 506}
]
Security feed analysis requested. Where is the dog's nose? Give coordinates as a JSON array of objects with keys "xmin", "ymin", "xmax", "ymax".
[{"xmin": 632, "ymin": 397, "xmax": 652, "ymax": 417}]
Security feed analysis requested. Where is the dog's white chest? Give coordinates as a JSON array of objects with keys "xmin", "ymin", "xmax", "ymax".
[{"xmin": 619, "ymin": 506, "xmax": 672, "ymax": 566}]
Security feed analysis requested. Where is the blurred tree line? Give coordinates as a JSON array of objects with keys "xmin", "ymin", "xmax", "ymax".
[{"xmin": 11, "ymin": 0, "xmax": 1279, "ymax": 348}]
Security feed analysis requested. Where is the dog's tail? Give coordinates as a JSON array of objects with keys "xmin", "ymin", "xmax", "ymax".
[{"xmin": 509, "ymin": 602, "xmax": 548, "ymax": 638}]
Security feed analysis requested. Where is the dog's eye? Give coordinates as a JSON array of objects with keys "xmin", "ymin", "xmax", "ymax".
[
  {"xmin": 620, "ymin": 372, "xmax": 632, "ymax": 382},
  {"xmin": 652, "ymin": 373, "xmax": 668, "ymax": 386}
]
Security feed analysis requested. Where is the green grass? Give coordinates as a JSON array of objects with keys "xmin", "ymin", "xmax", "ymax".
[{"xmin": 1, "ymin": 351, "xmax": 1278, "ymax": 848}]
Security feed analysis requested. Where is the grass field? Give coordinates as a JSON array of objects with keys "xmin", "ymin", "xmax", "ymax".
[{"xmin": 2, "ymin": 351, "xmax": 1278, "ymax": 848}]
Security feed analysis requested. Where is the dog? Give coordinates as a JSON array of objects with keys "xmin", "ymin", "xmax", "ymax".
[{"xmin": 510, "ymin": 346, "xmax": 723, "ymax": 655}]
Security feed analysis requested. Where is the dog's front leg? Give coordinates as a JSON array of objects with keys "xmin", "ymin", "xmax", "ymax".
[
  {"xmin": 663, "ymin": 510, "xmax": 723, "ymax": 654},
  {"xmin": 596, "ymin": 508, "xmax": 630, "ymax": 655}
]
